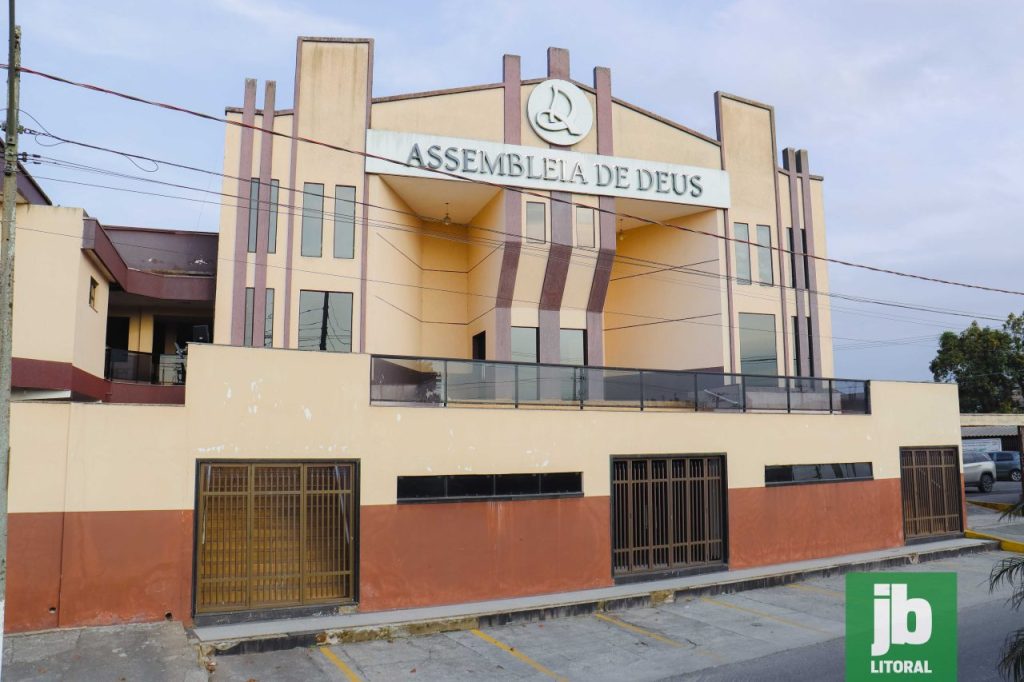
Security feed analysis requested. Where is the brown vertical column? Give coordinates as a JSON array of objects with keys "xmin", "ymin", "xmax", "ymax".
[
  {"xmin": 538, "ymin": 46, "xmax": 572, "ymax": 364},
  {"xmin": 713, "ymin": 94, "xmax": 736, "ymax": 373},
  {"xmin": 230, "ymin": 79, "xmax": 257, "ymax": 346},
  {"xmin": 782, "ymin": 148, "xmax": 811, "ymax": 376},
  {"xmin": 252, "ymin": 82, "xmax": 275, "ymax": 348},
  {"xmin": 797, "ymin": 149, "xmax": 823, "ymax": 377},
  {"xmin": 586, "ymin": 66, "xmax": 614, "ymax": 367},
  {"xmin": 282, "ymin": 42, "xmax": 303, "ymax": 348},
  {"xmin": 358, "ymin": 40, "xmax": 375, "ymax": 353},
  {"xmin": 494, "ymin": 54, "xmax": 522, "ymax": 361}
]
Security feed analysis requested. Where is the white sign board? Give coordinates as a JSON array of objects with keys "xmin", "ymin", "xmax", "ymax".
[
  {"xmin": 365, "ymin": 129, "xmax": 731, "ymax": 209},
  {"xmin": 962, "ymin": 438, "xmax": 1002, "ymax": 456}
]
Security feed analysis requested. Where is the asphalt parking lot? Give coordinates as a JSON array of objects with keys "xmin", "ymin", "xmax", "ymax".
[
  {"xmin": 967, "ymin": 479, "xmax": 1022, "ymax": 505},
  {"xmin": 210, "ymin": 550, "xmax": 1018, "ymax": 682}
]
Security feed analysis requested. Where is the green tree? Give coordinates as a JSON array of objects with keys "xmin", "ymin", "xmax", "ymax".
[
  {"xmin": 929, "ymin": 322, "xmax": 1016, "ymax": 413},
  {"xmin": 990, "ymin": 501, "xmax": 1024, "ymax": 679}
]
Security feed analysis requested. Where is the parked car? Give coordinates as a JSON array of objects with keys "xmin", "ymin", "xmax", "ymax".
[
  {"xmin": 987, "ymin": 451, "xmax": 1022, "ymax": 482},
  {"xmin": 963, "ymin": 451, "xmax": 996, "ymax": 492}
]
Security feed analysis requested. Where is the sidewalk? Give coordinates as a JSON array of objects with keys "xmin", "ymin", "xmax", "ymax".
[
  {"xmin": 192, "ymin": 536, "xmax": 995, "ymax": 657},
  {"xmin": 3, "ymin": 621, "xmax": 206, "ymax": 682},
  {"xmin": 967, "ymin": 501, "xmax": 1024, "ymax": 549}
]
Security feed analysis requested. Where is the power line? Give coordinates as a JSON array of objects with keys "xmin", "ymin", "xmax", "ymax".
[
  {"xmin": 23, "ymin": 155, "xmax": 1008, "ymax": 326},
  {"xmin": 10, "ymin": 63, "xmax": 1024, "ymax": 298}
]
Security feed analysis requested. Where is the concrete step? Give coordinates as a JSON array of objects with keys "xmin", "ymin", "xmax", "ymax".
[{"xmin": 190, "ymin": 536, "xmax": 997, "ymax": 657}]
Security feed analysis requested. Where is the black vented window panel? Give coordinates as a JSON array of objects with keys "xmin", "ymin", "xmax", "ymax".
[
  {"xmin": 765, "ymin": 462, "xmax": 873, "ymax": 486},
  {"xmin": 397, "ymin": 472, "xmax": 582, "ymax": 502}
]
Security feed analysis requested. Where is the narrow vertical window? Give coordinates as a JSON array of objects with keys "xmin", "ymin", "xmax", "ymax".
[
  {"xmin": 334, "ymin": 185, "xmax": 356, "ymax": 259},
  {"xmin": 247, "ymin": 178, "xmax": 259, "ymax": 253},
  {"xmin": 575, "ymin": 207, "xmax": 595, "ymax": 248},
  {"xmin": 264, "ymin": 288, "xmax": 275, "ymax": 347},
  {"xmin": 510, "ymin": 326, "xmax": 539, "ymax": 363},
  {"xmin": 801, "ymin": 228, "xmax": 811, "ymax": 290},
  {"xmin": 88, "ymin": 277, "xmax": 98, "ymax": 310},
  {"xmin": 792, "ymin": 315, "xmax": 801, "ymax": 376},
  {"xmin": 268, "ymin": 179, "xmax": 279, "ymax": 254},
  {"xmin": 301, "ymin": 183, "xmax": 325, "ymax": 257},
  {"xmin": 298, "ymin": 290, "xmax": 353, "ymax": 352},
  {"xmin": 243, "ymin": 287, "xmax": 255, "ymax": 347},
  {"xmin": 559, "ymin": 328, "xmax": 587, "ymax": 366},
  {"xmin": 756, "ymin": 225, "xmax": 773, "ymax": 286},
  {"xmin": 525, "ymin": 202, "xmax": 546, "ymax": 243},
  {"xmin": 734, "ymin": 223, "xmax": 751, "ymax": 285},
  {"xmin": 788, "ymin": 227, "xmax": 798, "ymax": 288},
  {"xmin": 738, "ymin": 312, "xmax": 777, "ymax": 377},
  {"xmin": 806, "ymin": 316, "xmax": 815, "ymax": 377}
]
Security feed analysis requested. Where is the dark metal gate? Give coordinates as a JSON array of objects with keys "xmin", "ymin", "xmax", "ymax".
[
  {"xmin": 611, "ymin": 455, "xmax": 726, "ymax": 578},
  {"xmin": 195, "ymin": 461, "xmax": 357, "ymax": 614},
  {"xmin": 899, "ymin": 447, "xmax": 962, "ymax": 541}
]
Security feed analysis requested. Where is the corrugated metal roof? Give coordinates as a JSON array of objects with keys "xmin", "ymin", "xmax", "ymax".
[{"xmin": 962, "ymin": 425, "xmax": 1019, "ymax": 438}]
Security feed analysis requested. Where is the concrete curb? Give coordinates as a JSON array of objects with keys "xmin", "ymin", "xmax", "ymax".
[
  {"xmin": 968, "ymin": 500, "xmax": 1016, "ymax": 513},
  {"xmin": 965, "ymin": 529, "xmax": 1024, "ymax": 553},
  {"xmin": 195, "ymin": 539, "xmax": 998, "ymax": 657}
]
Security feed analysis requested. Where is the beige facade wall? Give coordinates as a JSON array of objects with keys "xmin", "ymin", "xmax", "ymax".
[
  {"xmin": 10, "ymin": 344, "xmax": 960, "ymax": 514},
  {"xmin": 809, "ymin": 178, "xmax": 835, "ymax": 376},
  {"xmin": 373, "ymin": 88, "xmax": 504, "ymax": 142},
  {"xmin": 611, "ymin": 104, "xmax": 721, "ymax": 169},
  {"xmin": 10, "ymin": 205, "xmax": 109, "ymax": 375},
  {"xmin": 604, "ymin": 210, "xmax": 725, "ymax": 371}
]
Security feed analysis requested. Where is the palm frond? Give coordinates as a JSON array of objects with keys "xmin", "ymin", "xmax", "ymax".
[
  {"xmin": 999, "ymin": 496, "xmax": 1024, "ymax": 521},
  {"xmin": 989, "ymin": 557, "xmax": 1024, "ymax": 610},
  {"xmin": 999, "ymin": 628, "xmax": 1024, "ymax": 681}
]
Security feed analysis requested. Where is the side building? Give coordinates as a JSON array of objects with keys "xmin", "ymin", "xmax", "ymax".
[{"xmin": 6, "ymin": 39, "xmax": 963, "ymax": 632}]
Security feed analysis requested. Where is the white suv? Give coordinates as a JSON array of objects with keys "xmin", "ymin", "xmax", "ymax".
[{"xmin": 963, "ymin": 451, "xmax": 996, "ymax": 492}]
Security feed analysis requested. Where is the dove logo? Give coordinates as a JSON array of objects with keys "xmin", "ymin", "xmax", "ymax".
[{"xmin": 527, "ymin": 79, "xmax": 593, "ymax": 146}]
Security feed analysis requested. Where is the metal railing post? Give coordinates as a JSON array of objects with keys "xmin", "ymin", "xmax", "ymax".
[
  {"xmin": 640, "ymin": 370, "xmax": 645, "ymax": 411},
  {"xmin": 514, "ymin": 363, "xmax": 519, "ymax": 408},
  {"xmin": 786, "ymin": 376, "xmax": 792, "ymax": 414},
  {"xmin": 693, "ymin": 373, "xmax": 699, "ymax": 412},
  {"xmin": 740, "ymin": 375, "xmax": 746, "ymax": 412},
  {"xmin": 578, "ymin": 367, "xmax": 584, "ymax": 410},
  {"xmin": 829, "ymin": 379, "xmax": 834, "ymax": 414},
  {"xmin": 443, "ymin": 359, "xmax": 448, "ymax": 407}
]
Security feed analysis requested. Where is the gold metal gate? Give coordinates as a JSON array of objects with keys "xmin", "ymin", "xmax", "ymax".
[
  {"xmin": 899, "ymin": 447, "xmax": 962, "ymax": 540},
  {"xmin": 611, "ymin": 455, "xmax": 726, "ymax": 577},
  {"xmin": 195, "ymin": 462, "xmax": 356, "ymax": 614}
]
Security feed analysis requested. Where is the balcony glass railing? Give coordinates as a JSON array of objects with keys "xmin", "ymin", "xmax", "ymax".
[
  {"xmin": 104, "ymin": 348, "xmax": 186, "ymax": 385},
  {"xmin": 369, "ymin": 355, "xmax": 870, "ymax": 414}
]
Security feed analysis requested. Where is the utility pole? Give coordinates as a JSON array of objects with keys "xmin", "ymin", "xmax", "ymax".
[{"xmin": 0, "ymin": 0, "xmax": 20, "ymax": 674}]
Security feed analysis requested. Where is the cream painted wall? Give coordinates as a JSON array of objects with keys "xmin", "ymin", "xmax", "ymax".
[
  {"xmin": 612, "ymin": 104, "xmax": 721, "ymax": 169},
  {"xmin": 372, "ymin": 88, "xmax": 504, "ymax": 143},
  {"xmin": 604, "ymin": 210, "xmax": 725, "ymax": 371},
  {"xmin": 11, "ymin": 205, "xmax": 108, "ymax": 373},
  {"xmin": 9, "ymin": 345, "xmax": 961, "ymax": 514}
]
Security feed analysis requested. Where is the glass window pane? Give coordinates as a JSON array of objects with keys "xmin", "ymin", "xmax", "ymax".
[
  {"xmin": 247, "ymin": 179, "xmax": 259, "ymax": 253},
  {"xmin": 264, "ymin": 288, "xmax": 274, "ymax": 347},
  {"xmin": 511, "ymin": 326, "xmax": 538, "ymax": 363},
  {"xmin": 298, "ymin": 290, "xmax": 353, "ymax": 352},
  {"xmin": 734, "ymin": 223, "xmax": 751, "ymax": 285},
  {"xmin": 268, "ymin": 180, "xmax": 279, "ymax": 254},
  {"xmin": 559, "ymin": 328, "xmax": 586, "ymax": 366},
  {"xmin": 301, "ymin": 183, "xmax": 324, "ymax": 257},
  {"xmin": 756, "ymin": 225, "xmax": 773, "ymax": 286},
  {"xmin": 446, "ymin": 475, "xmax": 493, "ymax": 497},
  {"xmin": 788, "ymin": 227, "xmax": 797, "ymax": 288},
  {"xmin": 243, "ymin": 287, "xmax": 254, "ymax": 347},
  {"xmin": 739, "ymin": 312, "xmax": 777, "ymax": 376},
  {"xmin": 576, "ymin": 207, "xmax": 595, "ymax": 248},
  {"xmin": 526, "ymin": 202, "xmax": 546, "ymax": 243},
  {"xmin": 334, "ymin": 185, "xmax": 356, "ymax": 259}
]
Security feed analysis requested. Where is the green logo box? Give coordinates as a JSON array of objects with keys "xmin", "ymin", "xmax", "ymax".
[{"xmin": 846, "ymin": 572, "xmax": 957, "ymax": 680}]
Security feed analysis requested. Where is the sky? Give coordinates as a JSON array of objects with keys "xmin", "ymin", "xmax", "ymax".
[{"xmin": 9, "ymin": 0, "xmax": 1024, "ymax": 380}]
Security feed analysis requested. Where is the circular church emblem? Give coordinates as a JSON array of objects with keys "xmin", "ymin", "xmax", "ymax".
[{"xmin": 527, "ymin": 79, "xmax": 593, "ymax": 147}]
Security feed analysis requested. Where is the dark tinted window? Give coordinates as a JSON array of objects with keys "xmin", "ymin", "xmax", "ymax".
[
  {"xmin": 398, "ymin": 472, "xmax": 582, "ymax": 502},
  {"xmin": 997, "ymin": 453, "xmax": 1013, "ymax": 461},
  {"xmin": 765, "ymin": 463, "xmax": 873, "ymax": 486}
]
